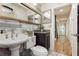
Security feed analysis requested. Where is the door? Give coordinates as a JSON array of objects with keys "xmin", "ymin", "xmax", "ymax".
[{"xmin": 77, "ymin": 4, "xmax": 79, "ymax": 56}]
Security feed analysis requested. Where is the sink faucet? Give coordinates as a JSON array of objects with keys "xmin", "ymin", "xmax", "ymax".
[
  {"xmin": 16, "ymin": 33, "xmax": 18, "ymax": 37},
  {"xmin": 11, "ymin": 30, "xmax": 15, "ymax": 40},
  {"xmin": 5, "ymin": 34, "xmax": 8, "ymax": 39},
  {"xmin": 11, "ymin": 33, "xmax": 14, "ymax": 40}
]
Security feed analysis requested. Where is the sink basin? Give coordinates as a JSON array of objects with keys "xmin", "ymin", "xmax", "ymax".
[
  {"xmin": 0, "ymin": 34, "xmax": 28, "ymax": 56},
  {"xmin": 0, "ymin": 34, "xmax": 28, "ymax": 48}
]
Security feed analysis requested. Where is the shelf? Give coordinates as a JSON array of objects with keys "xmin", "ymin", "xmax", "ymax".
[{"xmin": 0, "ymin": 15, "xmax": 40, "ymax": 25}]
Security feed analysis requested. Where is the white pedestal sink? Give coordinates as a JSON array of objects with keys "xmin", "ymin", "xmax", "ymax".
[
  {"xmin": 0, "ymin": 34, "xmax": 28, "ymax": 56},
  {"xmin": 10, "ymin": 45, "xmax": 20, "ymax": 56}
]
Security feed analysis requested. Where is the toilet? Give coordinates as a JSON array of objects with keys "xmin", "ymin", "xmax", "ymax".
[
  {"xmin": 25, "ymin": 36, "xmax": 48, "ymax": 56},
  {"xmin": 30, "ymin": 45, "xmax": 48, "ymax": 56}
]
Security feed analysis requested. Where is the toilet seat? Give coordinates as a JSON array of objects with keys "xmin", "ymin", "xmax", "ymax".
[
  {"xmin": 34, "ymin": 46, "xmax": 47, "ymax": 52},
  {"xmin": 31, "ymin": 45, "xmax": 48, "ymax": 56}
]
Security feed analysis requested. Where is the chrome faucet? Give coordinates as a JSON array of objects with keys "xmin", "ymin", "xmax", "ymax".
[
  {"xmin": 16, "ymin": 33, "xmax": 18, "ymax": 37},
  {"xmin": 5, "ymin": 34, "xmax": 8, "ymax": 39},
  {"xmin": 11, "ymin": 30, "xmax": 14, "ymax": 40},
  {"xmin": 11, "ymin": 33, "xmax": 14, "ymax": 40}
]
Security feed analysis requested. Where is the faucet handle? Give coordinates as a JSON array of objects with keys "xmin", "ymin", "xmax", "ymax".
[
  {"xmin": 5, "ymin": 34, "xmax": 8, "ymax": 39},
  {"xmin": 16, "ymin": 33, "xmax": 18, "ymax": 37}
]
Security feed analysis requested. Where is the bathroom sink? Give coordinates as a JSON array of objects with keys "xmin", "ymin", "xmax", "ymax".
[
  {"xmin": 0, "ymin": 34, "xmax": 29, "ymax": 56},
  {"xmin": 0, "ymin": 34, "xmax": 28, "ymax": 48}
]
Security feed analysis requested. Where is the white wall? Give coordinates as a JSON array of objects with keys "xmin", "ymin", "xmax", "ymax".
[
  {"xmin": 50, "ymin": 9, "xmax": 55, "ymax": 50},
  {"xmin": 69, "ymin": 4, "xmax": 77, "ymax": 56}
]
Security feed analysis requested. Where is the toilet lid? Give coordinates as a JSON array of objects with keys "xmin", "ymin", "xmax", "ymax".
[{"xmin": 31, "ymin": 45, "xmax": 48, "ymax": 53}]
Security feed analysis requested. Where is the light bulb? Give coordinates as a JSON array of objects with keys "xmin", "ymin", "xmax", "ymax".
[
  {"xmin": 33, "ymin": 3, "xmax": 37, "ymax": 6},
  {"xmin": 59, "ymin": 9, "xmax": 63, "ymax": 12}
]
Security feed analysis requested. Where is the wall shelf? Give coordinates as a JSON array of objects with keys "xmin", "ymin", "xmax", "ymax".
[{"xmin": 0, "ymin": 15, "xmax": 40, "ymax": 25}]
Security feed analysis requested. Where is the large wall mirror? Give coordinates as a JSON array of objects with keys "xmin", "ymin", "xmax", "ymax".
[
  {"xmin": 41, "ymin": 9, "xmax": 51, "ymax": 31},
  {"xmin": 42, "ymin": 9, "xmax": 51, "ymax": 24},
  {"xmin": 0, "ymin": 3, "xmax": 51, "ymax": 31},
  {"xmin": 0, "ymin": 3, "xmax": 41, "ymax": 30}
]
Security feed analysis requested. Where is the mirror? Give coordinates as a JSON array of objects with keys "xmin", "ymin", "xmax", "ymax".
[
  {"xmin": 40, "ymin": 9, "xmax": 51, "ymax": 31},
  {"xmin": 42, "ymin": 9, "xmax": 51, "ymax": 24},
  {"xmin": 28, "ymin": 9, "xmax": 51, "ymax": 31},
  {"xmin": 0, "ymin": 3, "xmax": 52, "ymax": 31},
  {"xmin": 54, "ymin": 4, "xmax": 72, "ymax": 56},
  {"xmin": 0, "ymin": 3, "xmax": 41, "ymax": 30},
  {"xmin": 1, "ymin": 3, "xmax": 41, "ymax": 24},
  {"xmin": 28, "ymin": 14, "xmax": 41, "ymax": 24},
  {"xmin": 19, "ymin": 3, "xmax": 41, "ymax": 24}
]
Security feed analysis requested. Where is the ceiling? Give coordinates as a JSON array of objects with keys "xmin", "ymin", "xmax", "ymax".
[{"xmin": 54, "ymin": 4, "xmax": 72, "ymax": 22}]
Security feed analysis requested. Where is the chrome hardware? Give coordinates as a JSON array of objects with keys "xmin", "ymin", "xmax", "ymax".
[{"xmin": 72, "ymin": 34, "xmax": 79, "ymax": 36}]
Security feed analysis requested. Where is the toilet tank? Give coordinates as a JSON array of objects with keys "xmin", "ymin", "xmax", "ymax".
[{"xmin": 25, "ymin": 36, "xmax": 36, "ymax": 49}]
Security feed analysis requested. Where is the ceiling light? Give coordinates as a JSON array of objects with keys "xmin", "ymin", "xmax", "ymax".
[
  {"xmin": 33, "ymin": 3, "xmax": 37, "ymax": 6},
  {"xmin": 59, "ymin": 9, "xmax": 63, "ymax": 12}
]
